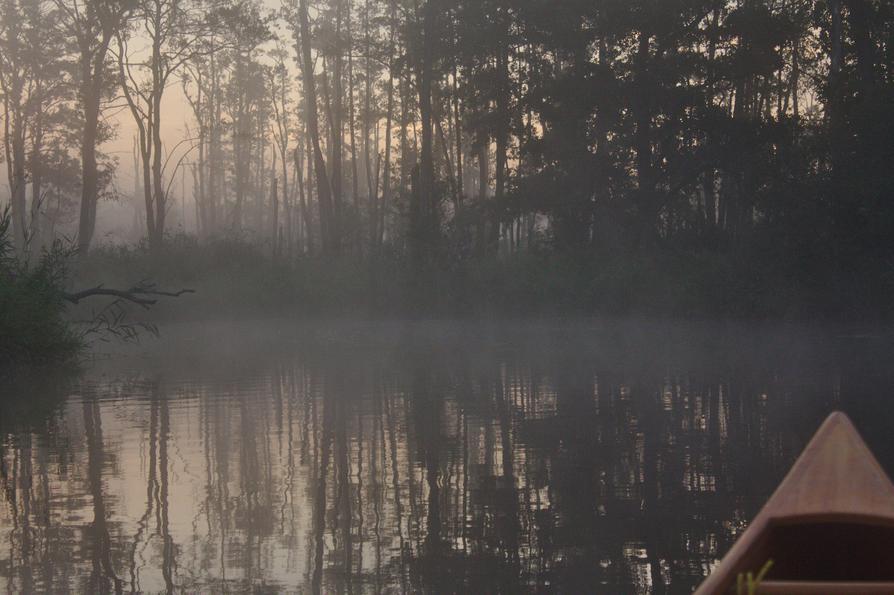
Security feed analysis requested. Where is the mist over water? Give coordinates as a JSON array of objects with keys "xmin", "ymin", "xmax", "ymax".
[{"xmin": 2, "ymin": 320, "xmax": 891, "ymax": 593}]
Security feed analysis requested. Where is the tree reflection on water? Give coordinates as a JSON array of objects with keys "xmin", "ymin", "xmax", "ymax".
[{"xmin": 1, "ymin": 323, "xmax": 892, "ymax": 594}]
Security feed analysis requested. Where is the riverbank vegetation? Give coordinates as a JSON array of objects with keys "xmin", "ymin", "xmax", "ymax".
[
  {"xmin": 73, "ymin": 232, "xmax": 829, "ymax": 320},
  {"xmin": 0, "ymin": 212, "xmax": 188, "ymax": 368},
  {"xmin": 0, "ymin": 212, "xmax": 81, "ymax": 365}
]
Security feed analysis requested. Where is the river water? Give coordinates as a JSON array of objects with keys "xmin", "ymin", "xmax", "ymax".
[{"xmin": 1, "ymin": 320, "xmax": 893, "ymax": 594}]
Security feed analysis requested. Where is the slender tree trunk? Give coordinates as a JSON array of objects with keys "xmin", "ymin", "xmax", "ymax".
[
  {"xmin": 29, "ymin": 125, "xmax": 43, "ymax": 251},
  {"xmin": 633, "ymin": 30, "xmax": 656, "ymax": 241},
  {"xmin": 306, "ymin": 127, "xmax": 316, "ymax": 253},
  {"xmin": 701, "ymin": 9, "xmax": 720, "ymax": 230},
  {"xmin": 77, "ymin": 73, "xmax": 104, "ymax": 253},
  {"xmin": 210, "ymin": 49, "xmax": 221, "ymax": 233},
  {"xmin": 791, "ymin": 35, "xmax": 800, "ymax": 119},
  {"xmin": 233, "ymin": 77, "xmax": 247, "ymax": 231},
  {"xmin": 398, "ymin": 42, "xmax": 410, "ymax": 194},
  {"xmin": 347, "ymin": 0, "xmax": 360, "ymax": 217},
  {"xmin": 299, "ymin": 0, "xmax": 334, "ymax": 253},
  {"xmin": 413, "ymin": 0, "xmax": 436, "ymax": 265},
  {"xmin": 295, "ymin": 146, "xmax": 313, "ymax": 253},
  {"xmin": 140, "ymin": 134, "xmax": 154, "ymax": 242},
  {"xmin": 10, "ymin": 114, "xmax": 26, "ymax": 251},
  {"xmin": 376, "ymin": 0, "xmax": 398, "ymax": 248},
  {"xmin": 151, "ymin": 83, "xmax": 165, "ymax": 249},
  {"xmin": 362, "ymin": 0, "xmax": 374, "ymax": 245},
  {"xmin": 194, "ymin": 72, "xmax": 207, "ymax": 239},
  {"xmin": 477, "ymin": 141, "xmax": 488, "ymax": 254},
  {"xmin": 437, "ymin": 118, "xmax": 458, "ymax": 209},
  {"xmin": 281, "ymin": 144, "xmax": 292, "ymax": 256},
  {"xmin": 72, "ymin": 14, "xmax": 121, "ymax": 254},
  {"xmin": 828, "ymin": 0, "xmax": 847, "ymax": 283},
  {"xmin": 492, "ymin": 37, "xmax": 509, "ymax": 255},
  {"xmin": 271, "ymin": 173, "xmax": 279, "ymax": 258},
  {"xmin": 452, "ymin": 62, "xmax": 463, "ymax": 205},
  {"xmin": 332, "ymin": 0, "xmax": 346, "ymax": 252}
]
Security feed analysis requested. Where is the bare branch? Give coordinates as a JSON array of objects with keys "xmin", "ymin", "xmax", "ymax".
[{"xmin": 64, "ymin": 283, "xmax": 195, "ymax": 309}]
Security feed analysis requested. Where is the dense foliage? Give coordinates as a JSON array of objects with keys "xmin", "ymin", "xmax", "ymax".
[{"xmin": 0, "ymin": 211, "xmax": 80, "ymax": 366}]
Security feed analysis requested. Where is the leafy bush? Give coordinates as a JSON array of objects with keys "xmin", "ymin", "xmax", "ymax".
[{"xmin": 0, "ymin": 209, "xmax": 81, "ymax": 367}]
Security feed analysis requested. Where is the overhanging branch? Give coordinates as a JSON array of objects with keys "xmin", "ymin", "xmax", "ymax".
[{"xmin": 64, "ymin": 283, "xmax": 195, "ymax": 309}]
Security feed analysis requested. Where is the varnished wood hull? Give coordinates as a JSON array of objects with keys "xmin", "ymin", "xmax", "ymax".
[{"xmin": 695, "ymin": 412, "xmax": 894, "ymax": 594}]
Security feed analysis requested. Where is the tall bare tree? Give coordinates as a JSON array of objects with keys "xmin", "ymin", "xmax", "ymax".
[
  {"xmin": 293, "ymin": 0, "xmax": 336, "ymax": 253},
  {"xmin": 55, "ymin": 0, "xmax": 131, "ymax": 253},
  {"xmin": 117, "ymin": 0, "xmax": 212, "ymax": 249}
]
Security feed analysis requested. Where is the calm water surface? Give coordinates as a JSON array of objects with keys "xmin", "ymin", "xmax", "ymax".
[{"xmin": 2, "ymin": 320, "xmax": 893, "ymax": 594}]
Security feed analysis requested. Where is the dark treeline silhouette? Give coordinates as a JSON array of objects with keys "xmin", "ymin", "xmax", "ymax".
[
  {"xmin": 1, "ymin": 0, "xmax": 893, "ymax": 317},
  {"xmin": 3, "ymin": 323, "xmax": 893, "ymax": 592}
]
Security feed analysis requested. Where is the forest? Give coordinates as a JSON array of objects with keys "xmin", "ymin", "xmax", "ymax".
[{"xmin": 2, "ymin": 0, "xmax": 894, "ymax": 362}]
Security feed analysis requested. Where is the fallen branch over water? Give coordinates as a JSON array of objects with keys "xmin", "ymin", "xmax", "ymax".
[{"xmin": 64, "ymin": 282, "xmax": 196, "ymax": 309}]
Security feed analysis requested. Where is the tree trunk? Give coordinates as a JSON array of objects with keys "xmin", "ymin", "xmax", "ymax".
[
  {"xmin": 347, "ymin": 0, "xmax": 360, "ymax": 218},
  {"xmin": 210, "ymin": 49, "xmax": 222, "ymax": 233},
  {"xmin": 295, "ymin": 146, "xmax": 313, "ymax": 254},
  {"xmin": 477, "ymin": 141, "xmax": 488, "ymax": 255},
  {"xmin": 29, "ymin": 125, "xmax": 43, "ymax": 251},
  {"xmin": 271, "ymin": 174, "xmax": 279, "ymax": 258},
  {"xmin": 233, "ymin": 73, "xmax": 247, "ymax": 232},
  {"xmin": 331, "ymin": 0, "xmax": 345, "ymax": 252},
  {"xmin": 10, "ymin": 114, "xmax": 27, "ymax": 251},
  {"xmin": 633, "ymin": 30, "xmax": 656, "ymax": 241},
  {"xmin": 828, "ymin": 0, "xmax": 849, "ymax": 289},
  {"xmin": 376, "ymin": 0, "xmax": 398, "ymax": 249},
  {"xmin": 298, "ymin": 0, "xmax": 335, "ymax": 253},
  {"xmin": 363, "ymin": 0, "xmax": 374, "ymax": 246},
  {"xmin": 281, "ymin": 144, "xmax": 292, "ymax": 256},
  {"xmin": 413, "ymin": 0, "xmax": 436, "ymax": 266},
  {"xmin": 77, "ymin": 78, "xmax": 103, "ymax": 253},
  {"xmin": 791, "ymin": 35, "xmax": 800, "ymax": 119},
  {"xmin": 492, "ymin": 38, "xmax": 509, "ymax": 255},
  {"xmin": 151, "ymin": 82, "xmax": 165, "ymax": 250},
  {"xmin": 452, "ymin": 61, "xmax": 463, "ymax": 205},
  {"xmin": 398, "ymin": 40, "xmax": 410, "ymax": 194}
]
